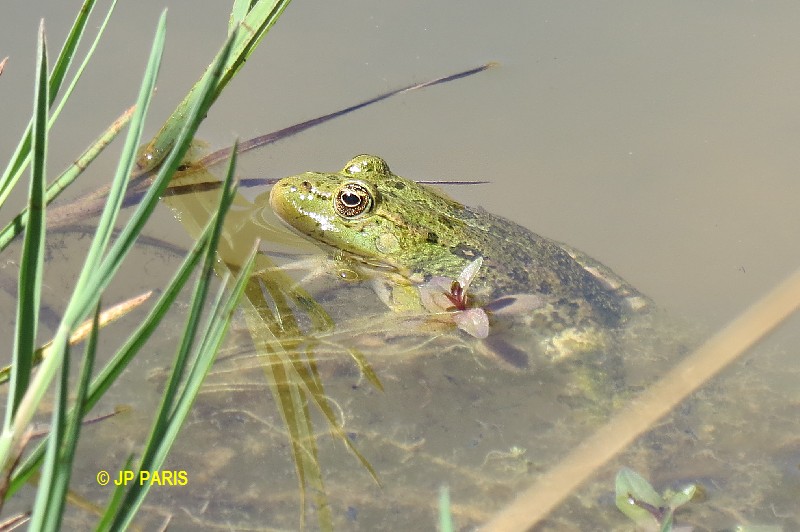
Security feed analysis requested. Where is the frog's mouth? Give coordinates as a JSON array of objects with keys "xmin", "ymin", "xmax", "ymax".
[
  {"xmin": 270, "ymin": 194, "xmax": 403, "ymax": 273},
  {"xmin": 338, "ymin": 249, "xmax": 400, "ymax": 272}
]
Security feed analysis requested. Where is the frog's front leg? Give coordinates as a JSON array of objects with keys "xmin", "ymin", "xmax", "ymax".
[{"xmin": 370, "ymin": 279, "xmax": 427, "ymax": 313}]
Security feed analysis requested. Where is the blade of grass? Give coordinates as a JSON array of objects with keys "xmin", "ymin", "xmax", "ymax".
[
  {"xmin": 6, "ymin": 20, "xmax": 48, "ymax": 424},
  {"xmin": 6, "ymin": 19, "xmax": 237, "ymax": 499},
  {"xmin": 27, "ymin": 343, "xmax": 67, "ymax": 530},
  {"xmin": 0, "ymin": 9, "xmax": 167, "ymax": 481},
  {"xmin": 137, "ymin": 146, "xmax": 240, "ymax": 449},
  {"xmin": 116, "ymin": 245, "xmax": 255, "ymax": 525},
  {"xmin": 229, "ymin": 0, "xmax": 255, "ymax": 34},
  {"xmin": 80, "ymin": 24, "xmax": 237, "ymax": 321},
  {"xmin": 47, "ymin": 0, "xmax": 119, "ymax": 134},
  {"xmin": 0, "ymin": 104, "xmax": 134, "ymax": 253},
  {"xmin": 99, "ymin": 150, "xmax": 253, "ymax": 531},
  {"xmin": 65, "ymin": 25, "xmax": 165, "ymax": 305},
  {"xmin": 440, "ymin": 485, "xmax": 454, "ymax": 532},
  {"xmin": 0, "ymin": 0, "xmax": 111, "ymax": 208},
  {"xmin": 138, "ymin": 0, "xmax": 292, "ymax": 171},
  {"xmin": 0, "ymin": 291, "xmax": 151, "ymax": 385},
  {"xmin": 29, "ymin": 303, "xmax": 98, "ymax": 531},
  {"xmin": 225, "ymin": 0, "xmax": 291, "ymax": 82},
  {"xmin": 8, "ymin": 204, "xmax": 219, "ymax": 498},
  {"xmin": 97, "ymin": 454, "xmax": 134, "ymax": 522}
]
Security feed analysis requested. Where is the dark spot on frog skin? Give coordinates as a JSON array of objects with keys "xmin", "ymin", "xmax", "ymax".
[
  {"xmin": 538, "ymin": 281, "xmax": 553, "ymax": 295},
  {"xmin": 426, "ymin": 232, "xmax": 439, "ymax": 244},
  {"xmin": 508, "ymin": 267, "xmax": 527, "ymax": 285},
  {"xmin": 392, "ymin": 180, "xmax": 406, "ymax": 190},
  {"xmin": 438, "ymin": 215, "xmax": 454, "ymax": 229}
]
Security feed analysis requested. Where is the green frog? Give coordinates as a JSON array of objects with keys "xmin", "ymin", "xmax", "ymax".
[{"xmin": 269, "ymin": 154, "xmax": 650, "ymax": 370}]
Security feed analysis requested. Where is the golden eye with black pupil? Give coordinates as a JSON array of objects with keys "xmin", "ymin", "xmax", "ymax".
[{"xmin": 334, "ymin": 182, "xmax": 373, "ymax": 218}]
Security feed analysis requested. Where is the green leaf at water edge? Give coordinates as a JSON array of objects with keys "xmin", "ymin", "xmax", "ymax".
[{"xmin": 6, "ymin": 19, "xmax": 49, "ymax": 427}]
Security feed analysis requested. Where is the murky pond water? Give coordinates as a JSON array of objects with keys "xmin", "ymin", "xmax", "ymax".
[{"xmin": 1, "ymin": 1, "xmax": 799, "ymax": 530}]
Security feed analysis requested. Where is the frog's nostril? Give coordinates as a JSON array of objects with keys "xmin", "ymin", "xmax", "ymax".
[{"xmin": 300, "ymin": 180, "xmax": 312, "ymax": 191}]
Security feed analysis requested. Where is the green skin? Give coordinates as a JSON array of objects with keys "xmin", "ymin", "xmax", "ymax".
[{"xmin": 269, "ymin": 155, "xmax": 649, "ymax": 364}]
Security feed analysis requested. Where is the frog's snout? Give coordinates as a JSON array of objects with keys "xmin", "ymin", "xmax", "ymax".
[{"xmin": 268, "ymin": 178, "xmax": 291, "ymax": 214}]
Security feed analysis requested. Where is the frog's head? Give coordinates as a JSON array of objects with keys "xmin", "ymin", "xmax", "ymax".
[{"xmin": 269, "ymin": 155, "xmax": 468, "ymax": 272}]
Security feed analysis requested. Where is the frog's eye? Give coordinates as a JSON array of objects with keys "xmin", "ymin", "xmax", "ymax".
[{"xmin": 334, "ymin": 181, "xmax": 374, "ymax": 218}]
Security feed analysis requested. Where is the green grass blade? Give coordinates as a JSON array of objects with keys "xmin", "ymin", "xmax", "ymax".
[
  {"xmin": 65, "ymin": 13, "xmax": 165, "ymax": 304},
  {"xmin": 439, "ymin": 485, "xmax": 454, "ymax": 532},
  {"xmin": 229, "ymin": 0, "xmax": 255, "ymax": 34},
  {"xmin": 28, "ymin": 341, "xmax": 69, "ymax": 532},
  {"xmin": 7, "ymin": 209, "xmax": 216, "ymax": 499},
  {"xmin": 0, "ymin": 105, "xmax": 134, "ymax": 253},
  {"xmin": 139, "ymin": 0, "xmax": 292, "ymax": 170},
  {"xmin": 0, "ymin": 0, "xmax": 106, "ymax": 209},
  {"xmin": 6, "ymin": 20, "xmax": 49, "ymax": 425},
  {"xmin": 46, "ymin": 306, "xmax": 98, "ymax": 527},
  {"xmin": 120, "ymin": 247, "xmax": 255, "ymax": 527},
  {"xmin": 47, "ymin": 0, "xmax": 118, "ymax": 126},
  {"xmin": 0, "ymin": 10, "xmax": 167, "ymax": 482},
  {"xmin": 137, "ymin": 147, "xmax": 239, "ymax": 452},
  {"xmin": 29, "ymin": 303, "xmax": 97, "ymax": 531},
  {"xmin": 80, "ymin": 28, "xmax": 236, "ymax": 323},
  {"xmin": 97, "ymin": 454, "xmax": 134, "ymax": 522},
  {"xmin": 101, "ymin": 151, "xmax": 252, "ymax": 531},
  {"xmin": 46, "ymin": 0, "xmax": 99, "ymax": 100},
  {"xmin": 226, "ymin": 0, "xmax": 292, "ymax": 80}
]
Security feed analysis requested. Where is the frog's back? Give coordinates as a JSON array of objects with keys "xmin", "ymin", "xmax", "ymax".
[{"xmin": 424, "ymin": 203, "xmax": 650, "ymax": 329}]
